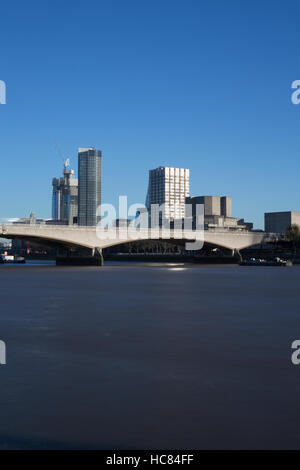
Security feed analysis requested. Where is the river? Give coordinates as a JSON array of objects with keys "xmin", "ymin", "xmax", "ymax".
[{"xmin": 0, "ymin": 263, "xmax": 300, "ymax": 449}]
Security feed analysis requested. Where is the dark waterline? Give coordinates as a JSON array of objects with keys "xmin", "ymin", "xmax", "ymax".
[{"xmin": 0, "ymin": 264, "xmax": 300, "ymax": 449}]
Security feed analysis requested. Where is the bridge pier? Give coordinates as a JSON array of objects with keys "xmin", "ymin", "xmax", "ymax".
[
  {"xmin": 93, "ymin": 247, "xmax": 104, "ymax": 266},
  {"xmin": 231, "ymin": 249, "xmax": 242, "ymax": 262},
  {"xmin": 56, "ymin": 247, "xmax": 104, "ymax": 266}
]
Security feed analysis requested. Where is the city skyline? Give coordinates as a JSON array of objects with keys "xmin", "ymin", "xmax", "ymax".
[
  {"xmin": 1, "ymin": 1, "xmax": 300, "ymax": 229},
  {"xmin": 49, "ymin": 157, "xmax": 254, "ymax": 230},
  {"xmin": 2, "ymin": 144, "xmax": 299, "ymax": 231}
]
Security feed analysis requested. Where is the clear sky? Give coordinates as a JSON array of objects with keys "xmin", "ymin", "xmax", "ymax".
[{"xmin": 1, "ymin": 0, "xmax": 300, "ymax": 228}]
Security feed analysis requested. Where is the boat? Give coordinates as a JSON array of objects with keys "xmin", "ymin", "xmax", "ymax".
[
  {"xmin": 0, "ymin": 254, "xmax": 26, "ymax": 264},
  {"xmin": 240, "ymin": 257, "xmax": 292, "ymax": 267}
]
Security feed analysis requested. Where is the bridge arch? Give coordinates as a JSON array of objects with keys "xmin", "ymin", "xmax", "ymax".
[{"xmin": 0, "ymin": 225, "xmax": 279, "ymax": 253}]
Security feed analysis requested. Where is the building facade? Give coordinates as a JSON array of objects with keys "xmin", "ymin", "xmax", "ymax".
[
  {"xmin": 186, "ymin": 195, "xmax": 252, "ymax": 231},
  {"xmin": 78, "ymin": 147, "xmax": 102, "ymax": 226},
  {"xmin": 146, "ymin": 166, "xmax": 190, "ymax": 221},
  {"xmin": 52, "ymin": 160, "xmax": 78, "ymax": 225},
  {"xmin": 264, "ymin": 211, "xmax": 300, "ymax": 233},
  {"xmin": 186, "ymin": 196, "xmax": 232, "ymax": 218}
]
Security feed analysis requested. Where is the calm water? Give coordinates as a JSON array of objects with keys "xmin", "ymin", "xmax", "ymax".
[{"xmin": 0, "ymin": 263, "xmax": 300, "ymax": 449}]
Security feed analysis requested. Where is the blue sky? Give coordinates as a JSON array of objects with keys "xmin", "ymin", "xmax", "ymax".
[{"xmin": 0, "ymin": 0, "xmax": 300, "ymax": 228}]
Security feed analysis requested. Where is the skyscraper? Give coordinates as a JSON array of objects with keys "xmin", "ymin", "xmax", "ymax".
[
  {"xmin": 78, "ymin": 147, "xmax": 102, "ymax": 226},
  {"xmin": 146, "ymin": 166, "xmax": 190, "ymax": 220},
  {"xmin": 52, "ymin": 160, "xmax": 78, "ymax": 225}
]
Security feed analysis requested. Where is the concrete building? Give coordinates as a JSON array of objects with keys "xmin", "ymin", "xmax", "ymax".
[
  {"xmin": 78, "ymin": 147, "xmax": 102, "ymax": 226},
  {"xmin": 221, "ymin": 196, "xmax": 232, "ymax": 218},
  {"xmin": 202, "ymin": 196, "xmax": 221, "ymax": 216},
  {"xmin": 186, "ymin": 195, "xmax": 252, "ymax": 231},
  {"xmin": 186, "ymin": 196, "xmax": 232, "ymax": 218},
  {"xmin": 146, "ymin": 166, "xmax": 190, "ymax": 221},
  {"xmin": 52, "ymin": 160, "xmax": 78, "ymax": 225},
  {"xmin": 264, "ymin": 211, "xmax": 300, "ymax": 233},
  {"xmin": 203, "ymin": 215, "xmax": 253, "ymax": 230}
]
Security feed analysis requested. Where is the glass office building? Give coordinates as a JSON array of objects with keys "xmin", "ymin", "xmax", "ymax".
[{"xmin": 78, "ymin": 147, "xmax": 102, "ymax": 226}]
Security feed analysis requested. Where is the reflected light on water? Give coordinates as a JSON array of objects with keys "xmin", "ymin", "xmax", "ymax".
[{"xmin": 165, "ymin": 264, "xmax": 187, "ymax": 271}]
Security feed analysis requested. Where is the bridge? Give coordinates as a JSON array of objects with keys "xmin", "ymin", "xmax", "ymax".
[{"xmin": 0, "ymin": 224, "xmax": 279, "ymax": 257}]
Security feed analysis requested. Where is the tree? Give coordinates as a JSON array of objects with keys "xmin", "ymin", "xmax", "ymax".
[{"xmin": 285, "ymin": 224, "xmax": 300, "ymax": 255}]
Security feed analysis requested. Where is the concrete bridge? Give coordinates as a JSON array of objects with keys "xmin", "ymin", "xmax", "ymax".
[{"xmin": 0, "ymin": 224, "xmax": 279, "ymax": 254}]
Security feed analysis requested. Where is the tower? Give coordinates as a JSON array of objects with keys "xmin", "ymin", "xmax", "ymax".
[
  {"xmin": 146, "ymin": 166, "xmax": 190, "ymax": 221},
  {"xmin": 78, "ymin": 147, "xmax": 102, "ymax": 226}
]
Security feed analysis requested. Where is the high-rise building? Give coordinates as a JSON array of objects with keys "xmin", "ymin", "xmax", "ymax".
[
  {"xmin": 52, "ymin": 160, "xmax": 78, "ymax": 225},
  {"xmin": 146, "ymin": 166, "xmax": 190, "ymax": 220},
  {"xmin": 78, "ymin": 147, "xmax": 102, "ymax": 226}
]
